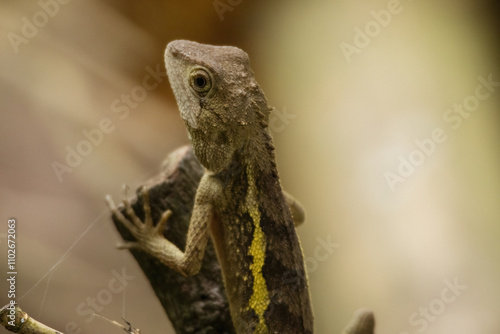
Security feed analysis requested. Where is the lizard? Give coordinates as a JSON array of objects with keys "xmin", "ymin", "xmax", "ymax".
[{"xmin": 107, "ymin": 40, "xmax": 313, "ymax": 334}]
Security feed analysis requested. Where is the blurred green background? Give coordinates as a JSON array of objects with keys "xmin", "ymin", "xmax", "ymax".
[{"xmin": 1, "ymin": 1, "xmax": 499, "ymax": 333}]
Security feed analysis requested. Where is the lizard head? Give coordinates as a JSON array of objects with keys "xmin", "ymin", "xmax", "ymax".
[{"xmin": 165, "ymin": 40, "xmax": 271, "ymax": 173}]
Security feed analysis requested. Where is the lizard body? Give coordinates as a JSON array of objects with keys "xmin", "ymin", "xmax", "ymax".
[{"xmin": 108, "ymin": 40, "xmax": 313, "ymax": 334}]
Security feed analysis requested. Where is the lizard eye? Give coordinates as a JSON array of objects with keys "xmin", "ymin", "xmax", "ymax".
[{"xmin": 189, "ymin": 68, "xmax": 212, "ymax": 96}]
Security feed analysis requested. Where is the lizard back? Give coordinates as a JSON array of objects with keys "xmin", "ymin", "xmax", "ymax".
[
  {"xmin": 165, "ymin": 39, "xmax": 314, "ymax": 334},
  {"xmin": 208, "ymin": 139, "xmax": 313, "ymax": 334}
]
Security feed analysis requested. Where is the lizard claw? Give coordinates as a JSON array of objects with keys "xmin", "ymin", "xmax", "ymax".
[
  {"xmin": 106, "ymin": 194, "xmax": 135, "ymax": 231},
  {"xmin": 107, "ymin": 184, "xmax": 173, "ymax": 253},
  {"xmin": 138, "ymin": 186, "xmax": 154, "ymax": 229},
  {"xmin": 106, "ymin": 189, "xmax": 140, "ymax": 233},
  {"xmin": 122, "ymin": 185, "xmax": 145, "ymax": 228},
  {"xmin": 155, "ymin": 209, "xmax": 172, "ymax": 234}
]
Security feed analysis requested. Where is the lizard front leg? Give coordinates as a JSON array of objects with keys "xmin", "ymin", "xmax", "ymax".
[{"xmin": 107, "ymin": 182, "xmax": 213, "ymax": 277}]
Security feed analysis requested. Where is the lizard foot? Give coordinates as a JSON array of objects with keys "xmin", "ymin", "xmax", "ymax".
[{"xmin": 106, "ymin": 185, "xmax": 172, "ymax": 251}]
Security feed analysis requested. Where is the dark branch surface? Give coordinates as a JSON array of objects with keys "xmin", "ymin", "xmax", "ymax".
[{"xmin": 111, "ymin": 146, "xmax": 235, "ymax": 334}]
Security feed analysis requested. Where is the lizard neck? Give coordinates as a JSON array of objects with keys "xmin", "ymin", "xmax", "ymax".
[
  {"xmin": 187, "ymin": 89, "xmax": 274, "ymax": 176},
  {"xmin": 239, "ymin": 128, "xmax": 278, "ymax": 177},
  {"xmin": 209, "ymin": 126, "xmax": 280, "ymax": 194}
]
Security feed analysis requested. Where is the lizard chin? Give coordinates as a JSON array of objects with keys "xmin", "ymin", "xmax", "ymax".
[
  {"xmin": 186, "ymin": 124, "xmax": 238, "ymax": 174},
  {"xmin": 193, "ymin": 143, "xmax": 234, "ymax": 174}
]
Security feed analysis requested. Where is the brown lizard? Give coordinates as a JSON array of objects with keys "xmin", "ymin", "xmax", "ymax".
[{"xmin": 107, "ymin": 40, "xmax": 313, "ymax": 334}]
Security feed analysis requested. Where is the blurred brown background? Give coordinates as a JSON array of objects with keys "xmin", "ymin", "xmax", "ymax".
[{"xmin": 1, "ymin": 1, "xmax": 499, "ymax": 333}]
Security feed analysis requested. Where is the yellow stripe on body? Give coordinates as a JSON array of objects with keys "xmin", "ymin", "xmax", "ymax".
[{"xmin": 246, "ymin": 165, "xmax": 270, "ymax": 334}]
